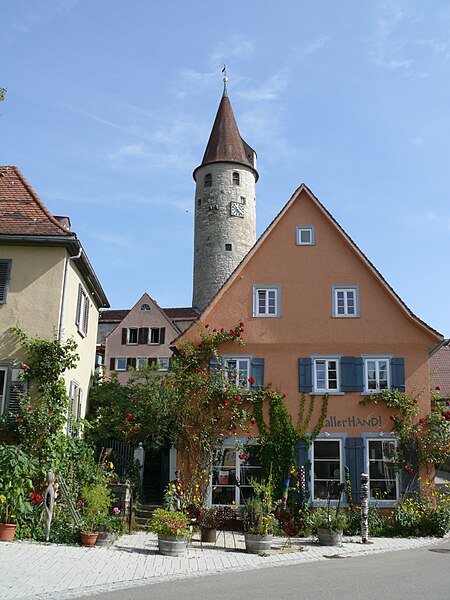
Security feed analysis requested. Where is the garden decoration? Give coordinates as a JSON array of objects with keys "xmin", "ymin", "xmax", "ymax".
[
  {"xmin": 361, "ymin": 473, "xmax": 370, "ymax": 544},
  {"xmin": 44, "ymin": 471, "xmax": 55, "ymax": 542},
  {"xmin": 275, "ymin": 466, "xmax": 309, "ymax": 543}
]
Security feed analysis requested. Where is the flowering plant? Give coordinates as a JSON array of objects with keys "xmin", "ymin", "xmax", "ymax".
[
  {"xmin": 148, "ymin": 508, "xmax": 190, "ymax": 538},
  {"xmin": 240, "ymin": 496, "xmax": 275, "ymax": 535},
  {"xmin": 0, "ymin": 444, "xmax": 37, "ymax": 524}
]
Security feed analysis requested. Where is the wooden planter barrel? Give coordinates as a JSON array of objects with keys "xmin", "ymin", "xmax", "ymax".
[
  {"xmin": 244, "ymin": 533, "xmax": 273, "ymax": 554},
  {"xmin": 158, "ymin": 535, "xmax": 188, "ymax": 556}
]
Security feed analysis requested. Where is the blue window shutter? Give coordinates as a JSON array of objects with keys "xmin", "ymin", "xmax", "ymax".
[
  {"xmin": 391, "ymin": 358, "xmax": 405, "ymax": 392},
  {"xmin": 298, "ymin": 358, "xmax": 312, "ymax": 393},
  {"xmin": 355, "ymin": 357, "xmax": 364, "ymax": 392},
  {"xmin": 296, "ymin": 439, "xmax": 309, "ymax": 496},
  {"xmin": 341, "ymin": 357, "xmax": 355, "ymax": 392},
  {"xmin": 345, "ymin": 437, "xmax": 364, "ymax": 503},
  {"xmin": 251, "ymin": 358, "xmax": 264, "ymax": 389}
]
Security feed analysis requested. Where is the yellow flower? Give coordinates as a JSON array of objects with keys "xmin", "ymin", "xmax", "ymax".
[
  {"xmin": 109, "ymin": 462, "xmax": 114, "ymax": 469},
  {"xmin": 0, "ymin": 495, "xmax": 5, "ymax": 503}
]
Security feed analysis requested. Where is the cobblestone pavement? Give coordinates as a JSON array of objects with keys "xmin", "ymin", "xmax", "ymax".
[{"xmin": 0, "ymin": 531, "xmax": 444, "ymax": 600}]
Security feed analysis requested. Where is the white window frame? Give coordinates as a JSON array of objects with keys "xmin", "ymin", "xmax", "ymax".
[
  {"xmin": 149, "ymin": 328, "xmax": 161, "ymax": 345},
  {"xmin": 296, "ymin": 225, "xmax": 315, "ymax": 246},
  {"xmin": 223, "ymin": 356, "xmax": 251, "ymax": 389},
  {"xmin": 115, "ymin": 357, "xmax": 127, "ymax": 371},
  {"xmin": 253, "ymin": 285, "xmax": 280, "ymax": 317},
  {"xmin": 311, "ymin": 436, "xmax": 345, "ymax": 504},
  {"xmin": 75, "ymin": 284, "xmax": 90, "ymax": 336},
  {"xmin": 312, "ymin": 356, "xmax": 341, "ymax": 393},
  {"xmin": 0, "ymin": 367, "xmax": 7, "ymax": 414},
  {"xmin": 209, "ymin": 437, "xmax": 261, "ymax": 507},
  {"xmin": 67, "ymin": 380, "xmax": 82, "ymax": 437},
  {"xmin": 363, "ymin": 356, "xmax": 391, "ymax": 393},
  {"xmin": 157, "ymin": 357, "xmax": 170, "ymax": 372},
  {"xmin": 332, "ymin": 286, "xmax": 360, "ymax": 318},
  {"xmin": 127, "ymin": 328, "xmax": 138, "ymax": 345},
  {"xmin": 363, "ymin": 435, "xmax": 399, "ymax": 504}
]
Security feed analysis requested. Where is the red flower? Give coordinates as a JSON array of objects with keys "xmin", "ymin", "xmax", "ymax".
[
  {"xmin": 20, "ymin": 364, "xmax": 29, "ymax": 370},
  {"xmin": 17, "ymin": 418, "xmax": 23, "ymax": 424},
  {"xmin": 413, "ymin": 399, "xmax": 418, "ymax": 404},
  {"xmin": 248, "ymin": 376, "xmax": 255, "ymax": 385},
  {"xmin": 250, "ymin": 419, "xmax": 256, "ymax": 426},
  {"xmin": 195, "ymin": 368, "xmax": 202, "ymax": 373},
  {"xmin": 435, "ymin": 386, "xmax": 441, "ymax": 391},
  {"xmin": 205, "ymin": 324, "xmax": 209, "ymax": 329},
  {"xmin": 389, "ymin": 415, "xmax": 395, "ymax": 421},
  {"xmin": 235, "ymin": 395, "xmax": 241, "ymax": 401},
  {"xmin": 125, "ymin": 413, "xmax": 133, "ymax": 421},
  {"xmin": 48, "ymin": 409, "xmax": 53, "ymax": 414},
  {"xmin": 432, "ymin": 407, "xmax": 437, "ymax": 413},
  {"xmin": 27, "ymin": 406, "xmax": 32, "ymax": 411},
  {"xmin": 220, "ymin": 328, "xmax": 224, "ymax": 333},
  {"xmin": 238, "ymin": 453, "xmax": 247, "ymax": 460},
  {"xmin": 120, "ymin": 425, "xmax": 126, "ymax": 431},
  {"xmin": 419, "ymin": 418, "xmax": 425, "ymax": 425},
  {"xmin": 230, "ymin": 329, "xmax": 235, "ymax": 335},
  {"xmin": 224, "ymin": 399, "xmax": 230, "ymax": 407},
  {"xmin": 213, "ymin": 328, "xmax": 217, "ymax": 332},
  {"xmin": 282, "ymin": 393, "xmax": 286, "ymax": 399},
  {"xmin": 403, "ymin": 466, "xmax": 413, "ymax": 475},
  {"xmin": 173, "ymin": 382, "xmax": 179, "ymax": 388},
  {"xmin": 239, "ymin": 322, "xmax": 244, "ymax": 327}
]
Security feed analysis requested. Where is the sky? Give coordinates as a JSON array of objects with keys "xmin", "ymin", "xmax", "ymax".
[{"xmin": 1, "ymin": 0, "xmax": 450, "ymax": 336}]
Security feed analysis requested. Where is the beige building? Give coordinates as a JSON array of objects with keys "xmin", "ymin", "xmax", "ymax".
[{"xmin": 0, "ymin": 166, "xmax": 109, "ymax": 432}]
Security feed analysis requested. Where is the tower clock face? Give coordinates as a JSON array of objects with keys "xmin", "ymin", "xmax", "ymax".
[{"xmin": 230, "ymin": 201, "xmax": 245, "ymax": 217}]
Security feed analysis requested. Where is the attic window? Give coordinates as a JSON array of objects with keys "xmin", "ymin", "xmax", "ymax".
[
  {"xmin": 232, "ymin": 172, "xmax": 240, "ymax": 185},
  {"xmin": 204, "ymin": 173, "xmax": 212, "ymax": 187},
  {"xmin": 140, "ymin": 303, "xmax": 150, "ymax": 311}
]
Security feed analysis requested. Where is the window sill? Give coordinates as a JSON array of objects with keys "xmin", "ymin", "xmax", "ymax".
[
  {"xmin": 312, "ymin": 391, "xmax": 345, "ymax": 395},
  {"xmin": 332, "ymin": 314, "xmax": 360, "ymax": 318},
  {"xmin": 252, "ymin": 314, "xmax": 279, "ymax": 318}
]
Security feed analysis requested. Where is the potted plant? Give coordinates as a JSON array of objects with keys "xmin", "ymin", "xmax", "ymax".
[
  {"xmin": 95, "ymin": 508, "xmax": 127, "ymax": 547},
  {"xmin": 79, "ymin": 483, "xmax": 112, "ymax": 547},
  {"xmin": 312, "ymin": 482, "xmax": 348, "ymax": 546},
  {"xmin": 240, "ymin": 496, "xmax": 275, "ymax": 554},
  {"xmin": 148, "ymin": 508, "xmax": 190, "ymax": 556},
  {"xmin": 200, "ymin": 508, "xmax": 218, "ymax": 543},
  {"xmin": 0, "ymin": 444, "xmax": 37, "ymax": 542}
]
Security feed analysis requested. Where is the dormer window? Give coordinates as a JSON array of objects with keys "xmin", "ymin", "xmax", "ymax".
[
  {"xmin": 232, "ymin": 172, "xmax": 240, "ymax": 185},
  {"xmin": 140, "ymin": 303, "xmax": 150, "ymax": 311},
  {"xmin": 204, "ymin": 173, "xmax": 212, "ymax": 187}
]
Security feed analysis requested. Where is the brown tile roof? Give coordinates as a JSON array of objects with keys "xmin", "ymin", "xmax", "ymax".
[
  {"xmin": 430, "ymin": 341, "xmax": 450, "ymax": 398},
  {"xmin": 194, "ymin": 86, "xmax": 258, "ymax": 180},
  {"xmin": 99, "ymin": 307, "xmax": 197, "ymax": 323},
  {"xmin": 0, "ymin": 166, "xmax": 75, "ymax": 237}
]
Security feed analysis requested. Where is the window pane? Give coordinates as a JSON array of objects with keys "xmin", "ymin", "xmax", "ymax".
[
  {"xmin": 300, "ymin": 229, "xmax": 311, "ymax": 243},
  {"xmin": 314, "ymin": 441, "xmax": 340, "ymax": 459},
  {"xmin": 258, "ymin": 290, "xmax": 266, "ymax": 313},
  {"xmin": 116, "ymin": 358, "xmax": 126, "ymax": 370},
  {"xmin": 316, "ymin": 361, "xmax": 326, "ymax": 389}
]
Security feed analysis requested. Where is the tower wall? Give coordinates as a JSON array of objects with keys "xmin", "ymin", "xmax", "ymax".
[{"xmin": 192, "ymin": 161, "xmax": 256, "ymax": 311}]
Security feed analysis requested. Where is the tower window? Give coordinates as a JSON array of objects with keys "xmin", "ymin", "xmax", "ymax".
[
  {"xmin": 232, "ymin": 172, "xmax": 240, "ymax": 185},
  {"xmin": 225, "ymin": 243, "xmax": 232, "ymax": 251},
  {"xmin": 197, "ymin": 198, "xmax": 202, "ymax": 208},
  {"xmin": 204, "ymin": 173, "xmax": 212, "ymax": 187},
  {"xmin": 240, "ymin": 196, "xmax": 246, "ymax": 205}
]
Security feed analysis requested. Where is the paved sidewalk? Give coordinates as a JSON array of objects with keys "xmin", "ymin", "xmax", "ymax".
[{"xmin": 0, "ymin": 530, "xmax": 444, "ymax": 600}]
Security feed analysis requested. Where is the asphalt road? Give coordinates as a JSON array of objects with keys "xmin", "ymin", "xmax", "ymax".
[{"xmin": 90, "ymin": 537, "xmax": 450, "ymax": 600}]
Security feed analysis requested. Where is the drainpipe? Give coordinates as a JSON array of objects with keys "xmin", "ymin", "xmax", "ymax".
[{"xmin": 58, "ymin": 247, "xmax": 83, "ymax": 341}]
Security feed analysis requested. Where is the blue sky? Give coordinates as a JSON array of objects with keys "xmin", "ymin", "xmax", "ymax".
[{"xmin": 1, "ymin": 1, "xmax": 450, "ymax": 336}]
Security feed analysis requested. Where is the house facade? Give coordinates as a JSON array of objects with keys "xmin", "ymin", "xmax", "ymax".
[
  {"xmin": 101, "ymin": 292, "xmax": 196, "ymax": 383},
  {"xmin": 177, "ymin": 183, "xmax": 443, "ymax": 507},
  {"xmin": 0, "ymin": 166, "xmax": 109, "ymax": 432}
]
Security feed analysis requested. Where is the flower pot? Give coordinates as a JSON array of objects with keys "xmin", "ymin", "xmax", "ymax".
[
  {"xmin": 158, "ymin": 534, "xmax": 188, "ymax": 556},
  {"xmin": 317, "ymin": 527, "xmax": 343, "ymax": 546},
  {"xmin": 80, "ymin": 532, "xmax": 99, "ymax": 547},
  {"xmin": 244, "ymin": 533, "xmax": 273, "ymax": 554},
  {"xmin": 0, "ymin": 523, "xmax": 17, "ymax": 542},
  {"xmin": 201, "ymin": 526, "xmax": 217, "ymax": 543},
  {"xmin": 96, "ymin": 532, "xmax": 116, "ymax": 547}
]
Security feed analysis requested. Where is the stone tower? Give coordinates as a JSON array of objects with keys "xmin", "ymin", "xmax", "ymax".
[{"xmin": 192, "ymin": 78, "xmax": 258, "ymax": 312}]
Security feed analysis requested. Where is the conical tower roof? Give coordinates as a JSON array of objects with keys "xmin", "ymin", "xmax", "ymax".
[{"xmin": 193, "ymin": 82, "xmax": 258, "ymax": 180}]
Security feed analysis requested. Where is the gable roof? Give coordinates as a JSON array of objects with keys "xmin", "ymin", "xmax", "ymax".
[
  {"xmin": 0, "ymin": 166, "xmax": 75, "ymax": 237},
  {"xmin": 176, "ymin": 183, "xmax": 443, "ymax": 343},
  {"xmin": 99, "ymin": 304, "xmax": 197, "ymax": 326}
]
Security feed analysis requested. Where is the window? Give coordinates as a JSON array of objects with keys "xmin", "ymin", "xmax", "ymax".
[
  {"xmin": 204, "ymin": 173, "xmax": 212, "ymax": 187},
  {"xmin": 115, "ymin": 357, "xmax": 127, "ymax": 371},
  {"xmin": 211, "ymin": 442, "xmax": 261, "ymax": 506},
  {"xmin": 312, "ymin": 439, "xmax": 343, "ymax": 500},
  {"xmin": 313, "ymin": 358, "xmax": 340, "ymax": 392},
  {"xmin": 225, "ymin": 243, "xmax": 232, "ymax": 251},
  {"xmin": 0, "ymin": 260, "xmax": 12, "ymax": 304},
  {"xmin": 225, "ymin": 357, "xmax": 250, "ymax": 388},
  {"xmin": 197, "ymin": 198, "xmax": 202, "ymax": 208},
  {"xmin": 332, "ymin": 286, "xmax": 359, "ymax": 317},
  {"xmin": 127, "ymin": 328, "xmax": 138, "ymax": 344},
  {"xmin": 157, "ymin": 357, "xmax": 170, "ymax": 371},
  {"xmin": 75, "ymin": 284, "xmax": 90, "ymax": 335},
  {"xmin": 296, "ymin": 226, "xmax": 315, "ymax": 246},
  {"xmin": 367, "ymin": 439, "xmax": 398, "ymax": 500},
  {"xmin": 149, "ymin": 327, "xmax": 165, "ymax": 345},
  {"xmin": 364, "ymin": 357, "xmax": 390, "ymax": 392},
  {"xmin": 232, "ymin": 172, "xmax": 240, "ymax": 185},
  {"xmin": 253, "ymin": 286, "xmax": 279, "ymax": 317},
  {"xmin": 0, "ymin": 368, "xmax": 7, "ymax": 414},
  {"xmin": 140, "ymin": 304, "xmax": 150, "ymax": 311},
  {"xmin": 137, "ymin": 357, "xmax": 148, "ymax": 370},
  {"xmin": 240, "ymin": 196, "xmax": 246, "ymax": 205}
]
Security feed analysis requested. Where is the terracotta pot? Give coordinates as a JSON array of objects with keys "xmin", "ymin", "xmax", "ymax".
[
  {"xmin": 80, "ymin": 532, "xmax": 99, "ymax": 547},
  {"xmin": 0, "ymin": 523, "xmax": 17, "ymax": 542}
]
